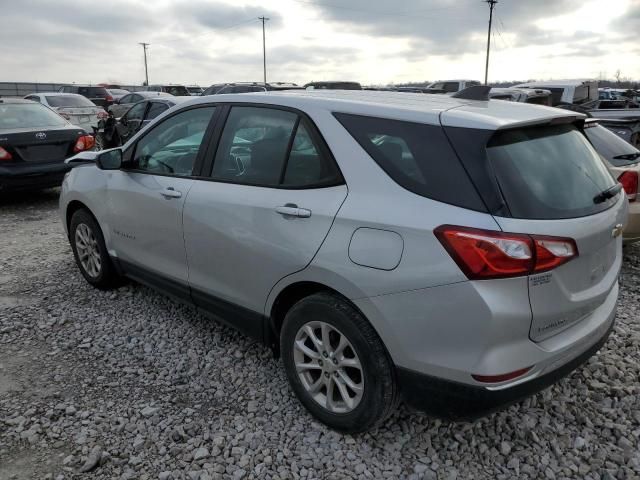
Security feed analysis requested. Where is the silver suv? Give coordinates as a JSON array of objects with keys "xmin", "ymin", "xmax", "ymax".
[{"xmin": 60, "ymin": 90, "xmax": 627, "ymax": 433}]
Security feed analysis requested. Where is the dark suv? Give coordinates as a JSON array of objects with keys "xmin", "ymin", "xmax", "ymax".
[{"xmin": 58, "ymin": 85, "xmax": 113, "ymax": 108}]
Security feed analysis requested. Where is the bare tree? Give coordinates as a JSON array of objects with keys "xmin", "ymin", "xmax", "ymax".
[{"xmin": 615, "ymin": 69, "xmax": 622, "ymax": 85}]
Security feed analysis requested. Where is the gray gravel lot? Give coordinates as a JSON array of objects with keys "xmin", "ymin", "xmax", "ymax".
[{"xmin": 1, "ymin": 190, "xmax": 639, "ymax": 480}]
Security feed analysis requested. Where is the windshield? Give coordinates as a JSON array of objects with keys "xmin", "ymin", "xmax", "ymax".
[
  {"xmin": 0, "ymin": 103, "xmax": 68, "ymax": 129},
  {"xmin": 584, "ymin": 124, "xmax": 640, "ymax": 167},
  {"xmin": 487, "ymin": 124, "xmax": 617, "ymax": 219},
  {"xmin": 45, "ymin": 95, "xmax": 95, "ymax": 108}
]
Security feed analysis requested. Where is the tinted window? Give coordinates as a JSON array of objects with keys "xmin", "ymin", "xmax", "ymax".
[
  {"xmin": 282, "ymin": 121, "xmax": 341, "ymax": 187},
  {"xmin": 132, "ymin": 107, "xmax": 216, "ymax": 176},
  {"xmin": 0, "ymin": 103, "xmax": 68, "ymax": 129},
  {"xmin": 164, "ymin": 86, "xmax": 190, "ymax": 96},
  {"xmin": 487, "ymin": 124, "xmax": 617, "ymax": 219},
  {"xmin": 442, "ymin": 82, "xmax": 459, "ymax": 92},
  {"xmin": 125, "ymin": 102, "xmax": 147, "ymax": 121},
  {"xmin": 131, "ymin": 94, "xmax": 143, "ymax": 103},
  {"xmin": 585, "ymin": 124, "xmax": 640, "ymax": 167},
  {"xmin": 45, "ymin": 95, "xmax": 95, "ymax": 108},
  {"xmin": 212, "ymin": 107, "xmax": 297, "ymax": 185},
  {"xmin": 334, "ymin": 113, "xmax": 485, "ymax": 211},
  {"xmin": 146, "ymin": 102, "xmax": 169, "ymax": 120}
]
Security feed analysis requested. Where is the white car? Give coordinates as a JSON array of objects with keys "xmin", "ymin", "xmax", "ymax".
[{"xmin": 24, "ymin": 93, "xmax": 108, "ymax": 133}]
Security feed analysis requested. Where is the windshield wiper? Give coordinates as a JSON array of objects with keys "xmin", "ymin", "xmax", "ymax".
[
  {"xmin": 593, "ymin": 183, "xmax": 623, "ymax": 204},
  {"xmin": 612, "ymin": 152, "xmax": 640, "ymax": 160}
]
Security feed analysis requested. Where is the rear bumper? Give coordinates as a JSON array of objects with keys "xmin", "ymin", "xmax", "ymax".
[
  {"xmin": 623, "ymin": 201, "xmax": 640, "ymax": 244},
  {"xmin": 0, "ymin": 162, "xmax": 71, "ymax": 191},
  {"xmin": 397, "ymin": 315, "xmax": 614, "ymax": 420}
]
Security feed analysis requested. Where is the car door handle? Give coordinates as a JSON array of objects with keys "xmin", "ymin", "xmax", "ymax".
[
  {"xmin": 276, "ymin": 205, "xmax": 312, "ymax": 218},
  {"xmin": 160, "ymin": 187, "xmax": 182, "ymax": 199}
]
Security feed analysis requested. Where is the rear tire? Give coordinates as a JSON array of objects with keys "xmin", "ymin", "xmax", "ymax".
[
  {"xmin": 69, "ymin": 209, "xmax": 120, "ymax": 290},
  {"xmin": 280, "ymin": 292, "xmax": 398, "ymax": 433}
]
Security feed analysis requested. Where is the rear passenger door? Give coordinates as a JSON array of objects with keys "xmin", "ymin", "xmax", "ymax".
[{"xmin": 182, "ymin": 105, "xmax": 347, "ymax": 334}]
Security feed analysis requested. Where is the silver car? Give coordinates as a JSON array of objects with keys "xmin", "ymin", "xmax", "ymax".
[{"xmin": 59, "ymin": 91, "xmax": 627, "ymax": 433}]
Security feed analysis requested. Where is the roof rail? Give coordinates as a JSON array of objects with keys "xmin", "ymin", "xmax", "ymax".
[{"xmin": 451, "ymin": 85, "xmax": 491, "ymax": 101}]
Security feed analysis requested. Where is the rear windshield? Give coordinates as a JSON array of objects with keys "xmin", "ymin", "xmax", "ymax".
[
  {"xmin": 46, "ymin": 95, "xmax": 95, "ymax": 108},
  {"xmin": 334, "ymin": 113, "xmax": 486, "ymax": 211},
  {"xmin": 78, "ymin": 87, "xmax": 107, "ymax": 97},
  {"xmin": 584, "ymin": 124, "xmax": 640, "ymax": 167},
  {"xmin": 487, "ymin": 124, "xmax": 617, "ymax": 219},
  {"xmin": 0, "ymin": 103, "xmax": 68, "ymax": 129}
]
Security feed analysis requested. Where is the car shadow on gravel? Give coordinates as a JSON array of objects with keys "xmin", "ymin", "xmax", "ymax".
[{"xmin": 0, "ymin": 188, "xmax": 60, "ymax": 208}]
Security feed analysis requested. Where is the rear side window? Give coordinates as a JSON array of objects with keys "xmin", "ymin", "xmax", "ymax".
[
  {"xmin": 334, "ymin": 113, "xmax": 486, "ymax": 211},
  {"xmin": 487, "ymin": 124, "xmax": 617, "ymax": 219},
  {"xmin": 211, "ymin": 106, "xmax": 342, "ymax": 188}
]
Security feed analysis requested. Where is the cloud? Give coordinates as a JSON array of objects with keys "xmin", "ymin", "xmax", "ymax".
[{"xmin": 171, "ymin": 1, "xmax": 282, "ymax": 31}]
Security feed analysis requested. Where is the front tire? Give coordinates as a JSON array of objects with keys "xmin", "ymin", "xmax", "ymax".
[
  {"xmin": 69, "ymin": 209, "xmax": 120, "ymax": 290},
  {"xmin": 281, "ymin": 292, "xmax": 398, "ymax": 433}
]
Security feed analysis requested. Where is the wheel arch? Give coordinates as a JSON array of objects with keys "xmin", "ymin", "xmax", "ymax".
[{"xmin": 66, "ymin": 200, "xmax": 93, "ymax": 234}]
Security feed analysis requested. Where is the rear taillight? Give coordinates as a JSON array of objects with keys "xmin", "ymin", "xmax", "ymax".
[
  {"xmin": 472, "ymin": 366, "xmax": 532, "ymax": 383},
  {"xmin": 618, "ymin": 171, "xmax": 638, "ymax": 202},
  {"xmin": 73, "ymin": 134, "xmax": 96, "ymax": 153},
  {"xmin": 434, "ymin": 225, "xmax": 578, "ymax": 280},
  {"xmin": 96, "ymin": 110, "xmax": 109, "ymax": 119},
  {"xmin": 0, "ymin": 146, "xmax": 12, "ymax": 161},
  {"xmin": 106, "ymin": 95, "xmax": 114, "ymax": 102}
]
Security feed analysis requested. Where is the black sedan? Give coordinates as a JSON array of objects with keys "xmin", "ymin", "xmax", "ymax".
[
  {"xmin": 98, "ymin": 97, "xmax": 191, "ymax": 148},
  {"xmin": 0, "ymin": 98, "xmax": 95, "ymax": 191}
]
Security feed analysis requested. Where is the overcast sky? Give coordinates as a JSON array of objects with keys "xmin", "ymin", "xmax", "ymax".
[{"xmin": 2, "ymin": 0, "xmax": 639, "ymax": 86}]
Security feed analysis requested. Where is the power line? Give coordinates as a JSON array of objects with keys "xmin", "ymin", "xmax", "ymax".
[
  {"xmin": 139, "ymin": 42, "xmax": 149, "ymax": 86},
  {"xmin": 483, "ymin": 0, "xmax": 498, "ymax": 85},
  {"xmin": 290, "ymin": 0, "xmax": 475, "ymax": 20}
]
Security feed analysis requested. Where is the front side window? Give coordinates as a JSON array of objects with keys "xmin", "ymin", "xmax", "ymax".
[
  {"xmin": 146, "ymin": 102, "xmax": 168, "ymax": 120},
  {"xmin": 131, "ymin": 107, "xmax": 216, "ymax": 176},
  {"xmin": 212, "ymin": 106, "xmax": 341, "ymax": 187},
  {"xmin": 442, "ymin": 82, "xmax": 459, "ymax": 92},
  {"xmin": 125, "ymin": 102, "xmax": 147, "ymax": 122}
]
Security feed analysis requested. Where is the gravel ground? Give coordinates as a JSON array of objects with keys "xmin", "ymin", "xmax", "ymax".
[{"xmin": 0, "ymin": 190, "xmax": 639, "ymax": 480}]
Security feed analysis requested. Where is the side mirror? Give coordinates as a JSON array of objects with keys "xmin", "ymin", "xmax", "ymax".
[{"xmin": 96, "ymin": 149, "xmax": 122, "ymax": 170}]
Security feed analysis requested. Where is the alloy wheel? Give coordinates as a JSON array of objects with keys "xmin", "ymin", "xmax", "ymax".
[
  {"xmin": 75, "ymin": 223, "xmax": 102, "ymax": 278},
  {"xmin": 293, "ymin": 321, "xmax": 364, "ymax": 413}
]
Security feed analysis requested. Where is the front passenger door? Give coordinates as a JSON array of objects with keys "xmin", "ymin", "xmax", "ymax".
[{"xmin": 107, "ymin": 106, "xmax": 217, "ymax": 292}]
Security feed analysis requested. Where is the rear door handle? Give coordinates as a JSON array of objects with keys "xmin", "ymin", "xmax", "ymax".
[
  {"xmin": 161, "ymin": 187, "xmax": 182, "ymax": 199},
  {"xmin": 276, "ymin": 205, "xmax": 312, "ymax": 218}
]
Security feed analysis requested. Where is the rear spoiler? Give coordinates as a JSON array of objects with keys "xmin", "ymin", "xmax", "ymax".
[{"xmin": 451, "ymin": 85, "xmax": 491, "ymax": 101}]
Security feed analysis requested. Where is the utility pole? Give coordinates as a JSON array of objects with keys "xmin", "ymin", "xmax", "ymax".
[
  {"xmin": 483, "ymin": 0, "xmax": 497, "ymax": 85},
  {"xmin": 139, "ymin": 42, "xmax": 150, "ymax": 86},
  {"xmin": 258, "ymin": 17, "xmax": 269, "ymax": 85}
]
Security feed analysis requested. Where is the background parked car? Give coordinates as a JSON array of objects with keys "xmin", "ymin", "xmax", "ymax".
[
  {"xmin": 201, "ymin": 82, "xmax": 302, "ymax": 95},
  {"xmin": 426, "ymin": 79, "xmax": 481, "ymax": 93},
  {"xmin": 584, "ymin": 120, "xmax": 640, "ymax": 243},
  {"xmin": 100, "ymin": 96, "xmax": 192, "ymax": 147},
  {"xmin": 106, "ymin": 88, "xmax": 130, "ymax": 102},
  {"xmin": 304, "ymin": 81, "xmax": 362, "ymax": 90},
  {"xmin": 24, "ymin": 93, "xmax": 108, "ymax": 133},
  {"xmin": 144, "ymin": 85, "xmax": 190, "ymax": 96},
  {"xmin": 108, "ymin": 91, "xmax": 172, "ymax": 118},
  {"xmin": 57, "ymin": 85, "xmax": 113, "ymax": 109},
  {"xmin": 514, "ymin": 79, "xmax": 599, "ymax": 106},
  {"xmin": 0, "ymin": 98, "xmax": 94, "ymax": 191},
  {"xmin": 186, "ymin": 86, "xmax": 204, "ymax": 96},
  {"xmin": 489, "ymin": 87, "xmax": 553, "ymax": 105}
]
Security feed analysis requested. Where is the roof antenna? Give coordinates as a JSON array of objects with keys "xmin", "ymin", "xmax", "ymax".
[{"xmin": 451, "ymin": 85, "xmax": 491, "ymax": 101}]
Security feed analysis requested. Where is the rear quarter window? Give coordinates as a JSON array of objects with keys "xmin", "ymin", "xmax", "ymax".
[{"xmin": 334, "ymin": 113, "xmax": 486, "ymax": 212}]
